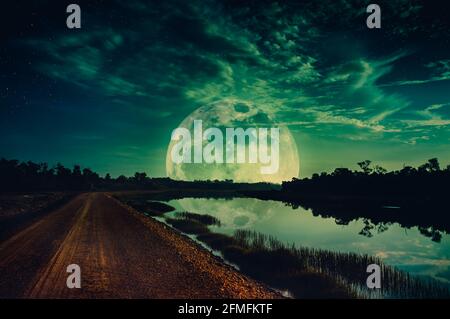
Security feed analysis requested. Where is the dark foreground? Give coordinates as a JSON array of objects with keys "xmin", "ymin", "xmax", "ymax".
[{"xmin": 0, "ymin": 193, "xmax": 278, "ymax": 298}]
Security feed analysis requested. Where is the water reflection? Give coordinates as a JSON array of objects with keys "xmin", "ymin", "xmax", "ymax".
[{"xmin": 166, "ymin": 197, "xmax": 450, "ymax": 284}]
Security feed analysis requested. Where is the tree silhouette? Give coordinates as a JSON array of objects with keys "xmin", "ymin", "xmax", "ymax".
[
  {"xmin": 134, "ymin": 172, "xmax": 147, "ymax": 184},
  {"xmin": 357, "ymin": 160, "xmax": 372, "ymax": 174},
  {"xmin": 373, "ymin": 165, "xmax": 387, "ymax": 175},
  {"xmin": 428, "ymin": 158, "xmax": 440, "ymax": 172}
]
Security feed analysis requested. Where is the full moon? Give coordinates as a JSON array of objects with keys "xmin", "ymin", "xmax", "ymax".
[{"xmin": 166, "ymin": 99, "xmax": 299, "ymax": 183}]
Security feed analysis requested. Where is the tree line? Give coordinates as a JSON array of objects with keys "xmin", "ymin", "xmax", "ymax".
[
  {"xmin": 282, "ymin": 158, "xmax": 450, "ymax": 199},
  {"xmin": 2, "ymin": 157, "xmax": 449, "ymax": 194},
  {"xmin": 0, "ymin": 158, "xmax": 152, "ymax": 191},
  {"xmin": 0, "ymin": 158, "xmax": 277, "ymax": 192}
]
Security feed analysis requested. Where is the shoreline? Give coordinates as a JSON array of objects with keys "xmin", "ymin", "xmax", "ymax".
[{"xmin": 109, "ymin": 193, "xmax": 282, "ymax": 299}]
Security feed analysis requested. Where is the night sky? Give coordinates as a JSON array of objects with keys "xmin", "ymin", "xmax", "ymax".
[{"xmin": 1, "ymin": 0, "xmax": 450, "ymax": 178}]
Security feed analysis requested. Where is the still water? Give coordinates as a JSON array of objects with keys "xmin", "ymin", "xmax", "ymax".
[{"xmin": 165, "ymin": 197, "xmax": 450, "ymax": 284}]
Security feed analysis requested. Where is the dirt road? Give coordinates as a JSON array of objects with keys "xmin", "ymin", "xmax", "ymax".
[{"xmin": 0, "ymin": 193, "xmax": 278, "ymax": 298}]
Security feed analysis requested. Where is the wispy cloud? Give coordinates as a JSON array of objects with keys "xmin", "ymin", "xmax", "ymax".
[
  {"xmin": 23, "ymin": 0, "xmax": 449, "ymax": 148},
  {"xmin": 402, "ymin": 103, "xmax": 450, "ymax": 128}
]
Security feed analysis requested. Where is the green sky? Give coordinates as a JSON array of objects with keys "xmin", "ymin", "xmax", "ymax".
[{"xmin": 1, "ymin": 0, "xmax": 450, "ymax": 179}]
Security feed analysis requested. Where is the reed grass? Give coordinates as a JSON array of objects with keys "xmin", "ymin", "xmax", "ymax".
[{"xmin": 232, "ymin": 229, "xmax": 450, "ymax": 299}]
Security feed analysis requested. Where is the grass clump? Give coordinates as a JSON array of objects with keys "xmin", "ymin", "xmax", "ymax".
[{"xmin": 174, "ymin": 212, "xmax": 221, "ymax": 226}]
